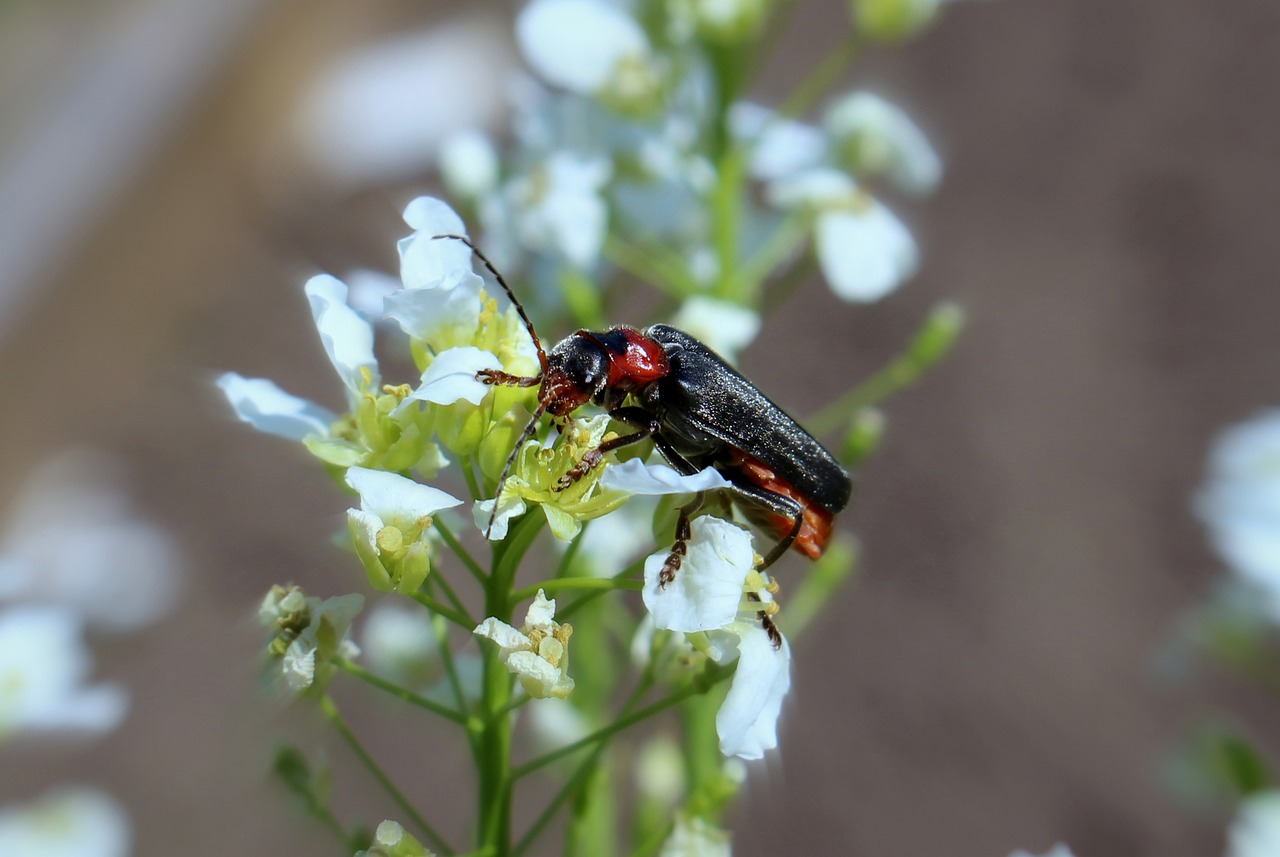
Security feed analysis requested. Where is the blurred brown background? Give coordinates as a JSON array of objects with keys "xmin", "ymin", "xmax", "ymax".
[{"xmin": 0, "ymin": 0, "xmax": 1276, "ymax": 854}]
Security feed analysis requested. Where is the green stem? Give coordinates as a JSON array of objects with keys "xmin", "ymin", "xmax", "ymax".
[
  {"xmin": 604, "ymin": 236, "xmax": 701, "ymax": 298},
  {"xmin": 334, "ymin": 658, "xmax": 468, "ymax": 726},
  {"xmin": 492, "ymin": 511, "xmax": 546, "ymax": 601},
  {"xmin": 429, "ymin": 614, "xmax": 481, "ymax": 760},
  {"xmin": 428, "ymin": 568, "xmax": 475, "ymax": 628},
  {"xmin": 408, "ymin": 591, "xmax": 472, "ymax": 630},
  {"xmin": 436, "ymin": 517, "xmax": 488, "ymax": 586},
  {"xmin": 511, "ymin": 576, "xmax": 643, "ymax": 603},
  {"xmin": 462, "ymin": 455, "xmax": 484, "ymax": 501},
  {"xmin": 775, "ymin": 33, "xmax": 862, "ymax": 123},
  {"xmin": 558, "ymin": 556, "xmax": 647, "ymax": 621},
  {"xmin": 512, "ymin": 662, "xmax": 736, "ymax": 781},
  {"xmin": 320, "ymin": 695, "xmax": 454, "ymax": 855},
  {"xmin": 554, "ymin": 523, "xmax": 589, "ymax": 580}
]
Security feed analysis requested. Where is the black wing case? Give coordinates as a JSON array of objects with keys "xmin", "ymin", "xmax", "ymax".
[{"xmin": 643, "ymin": 324, "xmax": 852, "ymax": 512}]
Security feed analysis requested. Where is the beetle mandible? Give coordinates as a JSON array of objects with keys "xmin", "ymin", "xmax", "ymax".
[{"xmin": 440, "ymin": 235, "xmax": 853, "ymax": 596}]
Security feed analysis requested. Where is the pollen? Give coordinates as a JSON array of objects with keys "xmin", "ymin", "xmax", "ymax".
[{"xmin": 382, "ymin": 383, "xmax": 413, "ymax": 399}]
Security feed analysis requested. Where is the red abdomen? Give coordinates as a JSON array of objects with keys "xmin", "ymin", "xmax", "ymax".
[{"xmin": 729, "ymin": 452, "xmax": 835, "ymax": 560}]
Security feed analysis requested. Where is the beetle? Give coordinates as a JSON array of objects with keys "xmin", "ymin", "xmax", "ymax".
[{"xmin": 440, "ymin": 235, "xmax": 852, "ymax": 618}]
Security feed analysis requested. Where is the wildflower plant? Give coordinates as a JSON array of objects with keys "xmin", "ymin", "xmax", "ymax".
[{"xmin": 222, "ymin": 1, "xmax": 968, "ymax": 854}]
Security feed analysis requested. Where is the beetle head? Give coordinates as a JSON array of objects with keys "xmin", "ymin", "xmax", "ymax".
[{"xmin": 543, "ymin": 335, "xmax": 610, "ymax": 417}]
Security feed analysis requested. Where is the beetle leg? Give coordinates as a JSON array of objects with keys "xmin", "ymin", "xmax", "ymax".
[
  {"xmin": 477, "ymin": 368, "xmax": 541, "ymax": 387},
  {"xmin": 747, "ymin": 590, "xmax": 783, "ymax": 650},
  {"xmin": 659, "ymin": 491, "xmax": 706, "ymax": 588},
  {"xmin": 722, "ymin": 481, "xmax": 804, "ymax": 571},
  {"xmin": 552, "ymin": 406, "xmax": 671, "ymax": 491}
]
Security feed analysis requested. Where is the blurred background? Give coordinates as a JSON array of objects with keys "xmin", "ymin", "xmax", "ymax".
[{"xmin": 0, "ymin": 0, "xmax": 1277, "ymax": 855}]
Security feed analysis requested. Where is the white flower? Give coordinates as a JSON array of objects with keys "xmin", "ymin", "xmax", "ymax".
[
  {"xmin": 345, "ymin": 467, "xmax": 463, "ymax": 594},
  {"xmin": 1228, "ymin": 790, "xmax": 1280, "ymax": 857},
  {"xmin": 511, "ymin": 152, "xmax": 612, "ymax": 269},
  {"xmin": 294, "ymin": 16, "xmax": 510, "ymax": 187},
  {"xmin": 0, "ymin": 787, "xmax": 130, "ymax": 857},
  {"xmin": 474, "ymin": 590, "xmax": 574, "ymax": 699},
  {"xmin": 217, "ymin": 373, "xmax": 337, "ymax": 441},
  {"xmin": 344, "ymin": 268, "xmax": 402, "ymax": 321},
  {"xmin": 517, "ymin": 0, "xmax": 650, "ymax": 95},
  {"xmin": 361, "ymin": 602, "xmax": 438, "ymax": 688},
  {"xmin": 0, "ymin": 449, "xmax": 182, "ymax": 633},
  {"xmin": 660, "ymin": 815, "xmax": 732, "ymax": 857},
  {"xmin": 396, "ymin": 347, "xmax": 502, "ymax": 412},
  {"xmin": 526, "ymin": 697, "xmax": 592, "ymax": 753},
  {"xmin": 306, "ymin": 274, "xmax": 380, "ymax": 397},
  {"xmin": 1009, "ymin": 845, "xmax": 1075, "ymax": 857},
  {"xmin": 671, "ymin": 297, "xmax": 761, "ymax": 364},
  {"xmin": 814, "ymin": 199, "xmax": 918, "ymax": 303},
  {"xmin": 642, "ymin": 516, "xmax": 755, "ymax": 632},
  {"xmin": 0, "ymin": 606, "xmax": 127, "ymax": 739},
  {"xmin": 823, "ymin": 91, "xmax": 941, "ymax": 195},
  {"xmin": 707, "ymin": 618, "xmax": 790, "ymax": 759},
  {"xmin": 440, "ymin": 130, "xmax": 501, "ymax": 200},
  {"xmin": 1197, "ymin": 410, "xmax": 1280, "ymax": 621},
  {"xmin": 260, "ymin": 585, "xmax": 364, "ymax": 693}
]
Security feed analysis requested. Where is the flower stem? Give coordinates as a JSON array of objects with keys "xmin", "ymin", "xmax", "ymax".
[
  {"xmin": 409, "ymin": 591, "xmax": 473, "ymax": 630},
  {"xmin": 428, "ymin": 567, "xmax": 475, "ymax": 626},
  {"xmin": 557, "ymin": 556, "xmax": 646, "ymax": 621},
  {"xmin": 320, "ymin": 694, "xmax": 454, "ymax": 855},
  {"xmin": 511, "ymin": 576, "xmax": 643, "ymax": 603},
  {"xmin": 334, "ymin": 658, "xmax": 468, "ymax": 726},
  {"xmin": 554, "ymin": 523, "xmax": 589, "ymax": 580}
]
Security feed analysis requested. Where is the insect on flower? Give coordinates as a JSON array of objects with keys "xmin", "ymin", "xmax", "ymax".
[{"xmin": 441, "ymin": 236, "xmax": 852, "ymax": 595}]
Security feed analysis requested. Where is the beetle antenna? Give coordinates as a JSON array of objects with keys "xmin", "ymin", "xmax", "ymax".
[
  {"xmin": 486, "ymin": 400, "xmax": 550, "ymax": 538},
  {"xmin": 433, "ymin": 234, "xmax": 549, "ymax": 377}
]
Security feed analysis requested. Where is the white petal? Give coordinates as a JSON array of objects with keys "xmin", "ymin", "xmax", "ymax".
[
  {"xmin": 283, "ymin": 639, "xmax": 318, "ymax": 690},
  {"xmin": 730, "ymin": 101, "xmax": 826, "ymax": 182},
  {"xmin": 660, "ymin": 815, "xmax": 732, "ymax": 857},
  {"xmin": 383, "ymin": 273, "xmax": 484, "ymax": 341},
  {"xmin": 714, "ymin": 624, "xmax": 790, "ymax": 759},
  {"xmin": 474, "ymin": 493, "xmax": 529, "ymax": 541},
  {"xmin": 304, "ymin": 275, "xmax": 379, "ymax": 393},
  {"xmin": 766, "ymin": 167, "xmax": 857, "ymax": 209},
  {"xmin": 344, "ymin": 268, "xmax": 402, "ymax": 320},
  {"xmin": 517, "ymin": 0, "xmax": 648, "ymax": 94},
  {"xmin": 398, "ymin": 197, "xmax": 475, "ymax": 290},
  {"xmin": 217, "ymin": 373, "xmax": 336, "ymax": 441},
  {"xmin": 1228, "ymin": 790, "xmax": 1280, "ymax": 857},
  {"xmin": 345, "ymin": 467, "xmax": 463, "ymax": 522},
  {"xmin": 440, "ymin": 130, "xmax": 500, "ymax": 200},
  {"xmin": 346, "ymin": 508, "xmax": 383, "ymax": 553},
  {"xmin": 474, "ymin": 617, "xmax": 532, "ymax": 653},
  {"xmin": 671, "ymin": 297, "xmax": 761, "ymax": 364},
  {"xmin": 400, "ymin": 347, "xmax": 501, "ymax": 409},
  {"xmin": 601, "ymin": 460, "xmax": 732, "ymax": 495},
  {"xmin": 524, "ymin": 589, "xmax": 558, "ymax": 629},
  {"xmin": 643, "ymin": 517, "xmax": 754, "ymax": 632},
  {"xmin": 505, "ymin": 650, "xmax": 574, "ymax": 698},
  {"xmin": 816, "ymin": 203, "xmax": 918, "ymax": 302},
  {"xmin": 824, "ymin": 91, "xmax": 941, "ymax": 195},
  {"xmin": 0, "ymin": 787, "xmax": 131, "ymax": 857}
]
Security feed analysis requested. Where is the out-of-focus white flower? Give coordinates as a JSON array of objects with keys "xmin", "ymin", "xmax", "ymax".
[
  {"xmin": 660, "ymin": 815, "xmax": 732, "ymax": 857},
  {"xmin": 397, "ymin": 197, "xmax": 476, "ymax": 290},
  {"xmin": 474, "ymin": 590, "xmax": 574, "ymax": 699},
  {"xmin": 642, "ymin": 516, "xmax": 755, "ymax": 633},
  {"xmin": 295, "ymin": 15, "xmax": 511, "ymax": 187},
  {"xmin": 572, "ymin": 496, "xmax": 660, "ymax": 578},
  {"xmin": 526, "ymin": 697, "xmax": 592, "ymax": 753},
  {"xmin": 635, "ymin": 734, "xmax": 686, "ymax": 806},
  {"xmin": 356, "ymin": 819, "xmax": 436, "ymax": 857},
  {"xmin": 361, "ymin": 602, "xmax": 438, "ymax": 689},
  {"xmin": 517, "ymin": 0, "xmax": 651, "ymax": 96},
  {"xmin": 440, "ymin": 130, "xmax": 501, "ymax": 201},
  {"xmin": 824, "ymin": 91, "xmax": 941, "ymax": 195},
  {"xmin": 345, "ymin": 467, "xmax": 463, "ymax": 595},
  {"xmin": 671, "ymin": 297, "xmax": 761, "ymax": 364},
  {"xmin": 0, "ymin": 787, "xmax": 130, "ymax": 857},
  {"xmin": 1197, "ymin": 410, "xmax": 1280, "ymax": 622},
  {"xmin": 344, "ymin": 268, "xmax": 402, "ymax": 321},
  {"xmin": 0, "ymin": 606, "xmax": 127, "ymax": 739},
  {"xmin": 1228, "ymin": 790, "xmax": 1280, "ymax": 857},
  {"xmin": 1008, "ymin": 845, "xmax": 1075, "ymax": 857},
  {"xmin": 0, "ymin": 449, "xmax": 181, "ymax": 633},
  {"xmin": 814, "ymin": 199, "xmax": 918, "ymax": 303},
  {"xmin": 730, "ymin": 102, "xmax": 826, "ymax": 182},
  {"xmin": 510, "ymin": 152, "xmax": 612, "ymax": 269}
]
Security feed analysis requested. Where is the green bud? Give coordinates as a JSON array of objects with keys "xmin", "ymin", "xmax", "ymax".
[
  {"xmin": 908, "ymin": 301, "xmax": 965, "ymax": 370},
  {"xmin": 693, "ymin": 0, "xmax": 770, "ymax": 43},
  {"xmin": 851, "ymin": 0, "xmax": 939, "ymax": 41},
  {"xmin": 357, "ymin": 820, "xmax": 435, "ymax": 857},
  {"xmin": 842, "ymin": 407, "xmax": 885, "ymax": 466}
]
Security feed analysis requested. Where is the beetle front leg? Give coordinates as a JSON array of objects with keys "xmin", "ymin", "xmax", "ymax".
[
  {"xmin": 659, "ymin": 491, "xmax": 706, "ymax": 588},
  {"xmin": 551, "ymin": 407, "xmax": 661, "ymax": 492},
  {"xmin": 477, "ymin": 368, "xmax": 541, "ymax": 387}
]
